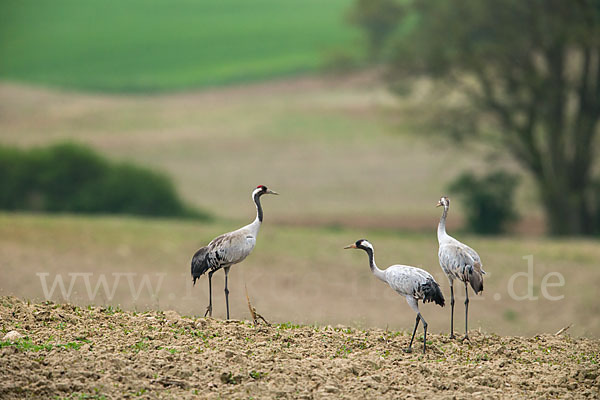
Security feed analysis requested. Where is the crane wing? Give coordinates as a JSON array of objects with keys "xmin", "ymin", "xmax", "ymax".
[
  {"xmin": 439, "ymin": 244, "xmax": 477, "ymax": 273},
  {"xmin": 461, "ymin": 244, "xmax": 482, "ymax": 266},
  {"xmin": 191, "ymin": 246, "xmax": 210, "ymax": 285},
  {"xmin": 191, "ymin": 226, "xmax": 258, "ymax": 283},
  {"xmin": 439, "ymin": 244, "xmax": 484, "ymax": 293},
  {"xmin": 384, "ymin": 265, "xmax": 429, "ymax": 294},
  {"xmin": 206, "ymin": 230, "xmax": 256, "ymax": 267}
]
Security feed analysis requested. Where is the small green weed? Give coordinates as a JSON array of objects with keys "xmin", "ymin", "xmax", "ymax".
[{"xmin": 249, "ymin": 370, "xmax": 267, "ymax": 380}]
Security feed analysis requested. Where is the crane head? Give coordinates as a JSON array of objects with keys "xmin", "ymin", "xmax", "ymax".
[
  {"xmin": 436, "ymin": 196, "xmax": 450, "ymax": 208},
  {"xmin": 254, "ymin": 185, "xmax": 279, "ymax": 196},
  {"xmin": 344, "ymin": 239, "xmax": 373, "ymax": 251}
]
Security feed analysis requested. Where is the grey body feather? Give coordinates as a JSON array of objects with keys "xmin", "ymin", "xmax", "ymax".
[
  {"xmin": 384, "ymin": 265, "xmax": 445, "ymax": 306},
  {"xmin": 438, "ymin": 240, "xmax": 485, "ymax": 294},
  {"xmin": 191, "ymin": 225, "xmax": 258, "ymax": 285}
]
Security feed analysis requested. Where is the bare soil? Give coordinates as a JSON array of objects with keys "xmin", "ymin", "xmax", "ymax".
[{"xmin": 1, "ymin": 296, "xmax": 598, "ymax": 399}]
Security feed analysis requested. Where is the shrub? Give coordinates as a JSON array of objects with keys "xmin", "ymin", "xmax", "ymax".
[
  {"xmin": 29, "ymin": 143, "xmax": 109, "ymax": 212},
  {"xmin": 0, "ymin": 146, "xmax": 31, "ymax": 210},
  {"xmin": 0, "ymin": 142, "xmax": 208, "ymax": 219},
  {"xmin": 448, "ymin": 170, "xmax": 519, "ymax": 234}
]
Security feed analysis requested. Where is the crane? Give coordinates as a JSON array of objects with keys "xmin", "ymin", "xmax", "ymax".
[
  {"xmin": 437, "ymin": 196, "xmax": 485, "ymax": 340},
  {"xmin": 191, "ymin": 185, "xmax": 278, "ymax": 319},
  {"xmin": 344, "ymin": 239, "xmax": 445, "ymax": 353}
]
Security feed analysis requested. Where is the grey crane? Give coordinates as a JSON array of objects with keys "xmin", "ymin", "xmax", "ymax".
[
  {"xmin": 344, "ymin": 239, "xmax": 445, "ymax": 353},
  {"xmin": 191, "ymin": 185, "xmax": 278, "ymax": 319},
  {"xmin": 437, "ymin": 196, "xmax": 485, "ymax": 340}
]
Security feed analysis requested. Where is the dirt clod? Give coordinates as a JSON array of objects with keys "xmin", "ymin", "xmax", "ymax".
[{"xmin": 2, "ymin": 330, "xmax": 22, "ymax": 341}]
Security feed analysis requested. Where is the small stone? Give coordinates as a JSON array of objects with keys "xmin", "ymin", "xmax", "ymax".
[
  {"xmin": 324, "ymin": 385, "xmax": 339, "ymax": 393},
  {"xmin": 3, "ymin": 330, "xmax": 23, "ymax": 341},
  {"xmin": 196, "ymin": 320, "xmax": 207, "ymax": 328},
  {"xmin": 56, "ymin": 381, "xmax": 71, "ymax": 391}
]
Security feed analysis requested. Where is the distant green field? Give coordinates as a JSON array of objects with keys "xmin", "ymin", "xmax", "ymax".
[{"xmin": 0, "ymin": 0, "xmax": 358, "ymax": 92}]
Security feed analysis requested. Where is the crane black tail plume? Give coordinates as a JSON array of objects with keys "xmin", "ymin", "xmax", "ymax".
[
  {"xmin": 191, "ymin": 246, "xmax": 210, "ymax": 286},
  {"xmin": 422, "ymin": 279, "xmax": 445, "ymax": 307},
  {"xmin": 468, "ymin": 262, "xmax": 484, "ymax": 294}
]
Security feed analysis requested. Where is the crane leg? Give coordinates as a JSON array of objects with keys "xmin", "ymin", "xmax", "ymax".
[
  {"xmin": 204, "ymin": 270, "xmax": 214, "ymax": 317},
  {"xmin": 420, "ymin": 313, "xmax": 428, "ymax": 354},
  {"xmin": 449, "ymin": 282, "xmax": 455, "ymax": 339},
  {"xmin": 462, "ymin": 283, "xmax": 470, "ymax": 342},
  {"xmin": 405, "ymin": 314, "xmax": 420, "ymax": 353},
  {"xmin": 224, "ymin": 267, "xmax": 231, "ymax": 320}
]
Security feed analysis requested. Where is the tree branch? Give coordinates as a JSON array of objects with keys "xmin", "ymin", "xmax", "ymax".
[
  {"xmin": 543, "ymin": 42, "xmax": 568, "ymax": 184},
  {"xmin": 570, "ymin": 46, "xmax": 596, "ymax": 188},
  {"xmin": 473, "ymin": 67, "xmax": 544, "ymax": 178}
]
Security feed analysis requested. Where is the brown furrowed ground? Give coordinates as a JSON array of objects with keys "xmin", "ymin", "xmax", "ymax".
[{"xmin": 1, "ymin": 297, "xmax": 599, "ymax": 399}]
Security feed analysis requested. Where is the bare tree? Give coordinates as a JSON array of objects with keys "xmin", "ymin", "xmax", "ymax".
[{"xmin": 352, "ymin": 0, "xmax": 600, "ymax": 235}]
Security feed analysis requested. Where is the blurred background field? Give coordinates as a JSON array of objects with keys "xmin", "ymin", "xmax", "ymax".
[
  {"xmin": 2, "ymin": 212, "xmax": 599, "ymax": 337},
  {"xmin": 0, "ymin": 76, "xmax": 535, "ymax": 227},
  {"xmin": 0, "ymin": 0, "xmax": 599, "ymax": 338}
]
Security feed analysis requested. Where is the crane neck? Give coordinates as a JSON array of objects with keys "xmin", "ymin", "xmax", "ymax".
[
  {"xmin": 363, "ymin": 247, "xmax": 386, "ymax": 283},
  {"xmin": 253, "ymin": 192, "xmax": 264, "ymax": 224},
  {"xmin": 437, "ymin": 206, "xmax": 448, "ymax": 242}
]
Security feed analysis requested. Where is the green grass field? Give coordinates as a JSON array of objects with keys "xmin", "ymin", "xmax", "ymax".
[{"xmin": 0, "ymin": 0, "xmax": 358, "ymax": 92}]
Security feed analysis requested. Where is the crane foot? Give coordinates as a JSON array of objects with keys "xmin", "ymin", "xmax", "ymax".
[
  {"xmin": 403, "ymin": 348, "xmax": 413, "ymax": 354},
  {"xmin": 461, "ymin": 334, "xmax": 470, "ymax": 342}
]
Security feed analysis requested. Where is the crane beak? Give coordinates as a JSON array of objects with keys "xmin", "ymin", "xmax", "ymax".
[
  {"xmin": 436, "ymin": 201, "xmax": 442, "ymax": 207},
  {"xmin": 344, "ymin": 244, "xmax": 357, "ymax": 249},
  {"xmin": 267, "ymin": 189, "xmax": 279, "ymax": 195}
]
